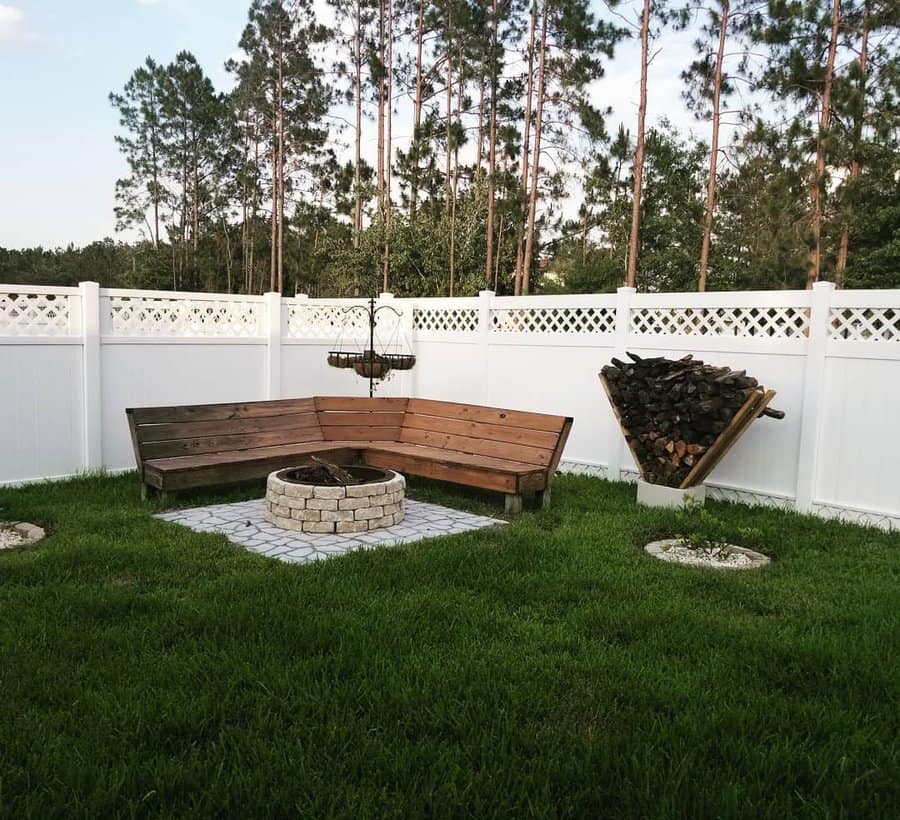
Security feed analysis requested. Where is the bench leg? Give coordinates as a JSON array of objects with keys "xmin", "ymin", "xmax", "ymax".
[
  {"xmin": 504, "ymin": 493, "xmax": 523, "ymax": 515},
  {"xmin": 536, "ymin": 487, "xmax": 552, "ymax": 509},
  {"xmin": 141, "ymin": 483, "xmax": 167, "ymax": 504}
]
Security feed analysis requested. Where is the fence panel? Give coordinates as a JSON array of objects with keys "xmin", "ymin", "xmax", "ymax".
[{"xmin": 2, "ymin": 281, "xmax": 898, "ymax": 529}]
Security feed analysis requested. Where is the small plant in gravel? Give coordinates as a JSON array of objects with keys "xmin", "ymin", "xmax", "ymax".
[{"xmin": 672, "ymin": 500, "xmax": 763, "ymax": 557}]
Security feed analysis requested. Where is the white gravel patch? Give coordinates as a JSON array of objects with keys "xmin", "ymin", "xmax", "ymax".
[
  {"xmin": 0, "ymin": 522, "xmax": 45, "ymax": 550},
  {"xmin": 0, "ymin": 526, "xmax": 26, "ymax": 549},
  {"xmin": 645, "ymin": 538, "xmax": 770, "ymax": 570}
]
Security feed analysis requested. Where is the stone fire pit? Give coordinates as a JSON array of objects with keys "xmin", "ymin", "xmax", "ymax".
[{"xmin": 265, "ymin": 465, "xmax": 405, "ymax": 534}]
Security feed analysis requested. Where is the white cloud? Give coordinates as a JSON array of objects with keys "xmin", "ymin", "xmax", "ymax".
[
  {"xmin": 136, "ymin": 0, "xmax": 160, "ymax": 6},
  {"xmin": 0, "ymin": 4, "xmax": 24, "ymax": 45}
]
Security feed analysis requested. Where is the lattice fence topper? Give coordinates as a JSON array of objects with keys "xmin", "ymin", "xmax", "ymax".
[
  {"xmin": 287, "ymin": 303, "xmax": 373, "ymax": 339},
  {"xmin": 0, "ymin": 292, "xmax": 71, "ymax": 336},
  {"xmin": 829, "ymin": 308, "xmax": 898, "ymax": 341},
  {"xmin": 630, "ymin": 306, "xmax": 810, "ymax": 338},
  {"xmin": 107, "ymin": 296, "xmax": 262, "ymax": 337},
  {"xmin": 491, "ymin": 306, "xmax": 615, "ymax": 335},
  {"xmin": 413, "ymin": 306, "xmax": 479, "ymax": 333}
]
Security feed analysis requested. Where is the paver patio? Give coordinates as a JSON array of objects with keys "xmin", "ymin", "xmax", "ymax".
[{"xmin": 155, "ymin": 497, "xmax": 506, "ymax": 563}]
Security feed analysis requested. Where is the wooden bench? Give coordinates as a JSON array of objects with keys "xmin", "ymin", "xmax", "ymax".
[{"xmin": 127, "ymin": 396, "xmax": 572, "ymax": 513}]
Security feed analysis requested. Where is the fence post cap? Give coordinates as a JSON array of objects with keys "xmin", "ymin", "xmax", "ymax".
[
  {"xmin": 617, "ymin": 286, "xmax": 636, "ymax": 295},
  {"xmin": 812, "ymin": 281, "xmax": 836, "ymax": 292}
]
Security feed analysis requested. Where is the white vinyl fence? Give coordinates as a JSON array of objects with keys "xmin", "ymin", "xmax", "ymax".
[{"xmin": 2, "ymin": 281, "xmax": 898, "ymax": 529}]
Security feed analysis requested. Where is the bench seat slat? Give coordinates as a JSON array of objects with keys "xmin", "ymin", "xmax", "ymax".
[
  {"xmin": 143, "ymin": 447, "xmax": 360, "ymax": 491},
  {"xmin": 145, "ymin": 440, "xmax": 378, "ymax": 472},
  {"xmin": 364, "ymin": 443, "xmax": 543, "ymax": 474},
  {"xmin": 363, "ymin": 446, "xmax": 545, "ymax": 494}
]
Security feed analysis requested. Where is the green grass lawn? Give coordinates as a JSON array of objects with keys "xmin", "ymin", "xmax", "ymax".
[{"xmin": 0, "ymin": 473, "xmax": 897, "ymax": 819}]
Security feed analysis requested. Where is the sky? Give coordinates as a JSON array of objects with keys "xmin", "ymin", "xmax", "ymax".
[{"xmin": 0, "ymin": 0, "xmax": 702, "ymax": 250}]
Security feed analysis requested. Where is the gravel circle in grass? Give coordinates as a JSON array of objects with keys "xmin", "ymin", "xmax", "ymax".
[
  {"xmin": 0, "ymin": 522, "xmax": 45, "ymax": 550},
  {"xmin": 645, "ymin": 538, "xmax": 770, "ymax": 569}
]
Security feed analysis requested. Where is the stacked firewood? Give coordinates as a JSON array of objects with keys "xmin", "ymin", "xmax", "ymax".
[{"xmin": 600, "ymin": 352, "xmax": 783, "ymax": 488}]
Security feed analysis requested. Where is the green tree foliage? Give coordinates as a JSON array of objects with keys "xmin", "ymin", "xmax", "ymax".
[{"xmin": 4, "ymin": 0, "xmax": 900, "ymax": 294}]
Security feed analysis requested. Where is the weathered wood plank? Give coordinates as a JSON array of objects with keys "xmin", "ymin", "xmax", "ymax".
[
  {"xmin": 398, "ymin": 426, "xmax": 552, "ymax": 466},
  {"xmin": 598, "ymin": 374, "xmax": 645, "ymax": 481},
  {"xmin": 137, "ymin": 412, "xmax": 321, "ymax": 443},
  {"xmin": 315, "ymin": 396, "xmax": 409, "ymax": 412},
  {"xmin": 317, "ymin": 412, "xmax": 406, "ymax": 427},
  {"xmin": 679, "ymin": 389, "xmax": 776, "ymax": 488},
  {"xmin": 406, "ymin": 398, "xmax": 567, "ymax": 433},
  {"xmin": 130, "ymin": 397, "xmax": 315, "ymax": 424},
  {"xmin": 141, "ymin": 427, "xmax": 326, "ymax": 460},
  {"xmin": 362, "ymin": 449, "xmax": 518, "ymax": 493},
  {"xmin": 158, "ymin": 448, "xmax": 360, "ymax": 490},
  {"xmin": 546, "ymin": 417, "xmax": 573, "ymax": 476},
  {"xmin": 146, "ymin": 441, "xmax": 352, "ymax": 472},
  {"xmin": 320, "ymin": 426, "xmax": 403, "ymax": 441},
  {"xmin": 401, "ymin": 413, "xmax": 560, "ymax": 450},
  {"xmin": 364, "ymin": 443, "xmax": 540, "ymax": 474}
]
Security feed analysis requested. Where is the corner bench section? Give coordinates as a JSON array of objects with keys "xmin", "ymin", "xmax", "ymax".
[
  {"xmin": 382, "ymin": 398, "xmax": 572, "ymax": 513},
  {"xmin": 127, "ymin": 398, "xmax": 355, "ymax": 499},
  {"xmin": 127, "ymin": 396, "xmax": 572, "ymax": 512}
]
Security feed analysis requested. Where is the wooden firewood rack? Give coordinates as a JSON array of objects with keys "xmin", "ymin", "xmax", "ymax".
[{"xmin": 599, "ymin": 355, "xmax": 780, "ymax": 489}]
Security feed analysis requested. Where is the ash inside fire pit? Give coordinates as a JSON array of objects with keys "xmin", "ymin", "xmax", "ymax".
[{"xmin": 277, "ymin": 464, "xmax": 390, "ymax": 486}]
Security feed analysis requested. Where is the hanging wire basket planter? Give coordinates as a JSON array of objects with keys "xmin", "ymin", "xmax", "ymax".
[
  {"xmin": 353, "ymin": 350, "xmax": 392, "ymax": 379},
  {"xmin": 384, "ymin": 353, "xmax": 416, "ymax": 370},
  {"xmin": 323, "ymin": 297, "xmax": 416, "ymax": 396},
  {"xmin": 327, "ymin": 351, "xmax": 360, "ymax": 369}
]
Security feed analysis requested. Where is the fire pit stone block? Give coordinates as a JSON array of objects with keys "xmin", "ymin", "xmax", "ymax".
[{"xmin": 266, "ymin": 469, "xmax": 406, "ymax": 534}]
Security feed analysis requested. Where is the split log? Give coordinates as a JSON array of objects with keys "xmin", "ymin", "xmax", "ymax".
[{"xmin": 599, "ymin": 353, "xmax": 784, "ymax": 488}]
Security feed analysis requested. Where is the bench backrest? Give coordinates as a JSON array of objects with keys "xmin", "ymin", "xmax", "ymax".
[
  {"xmin": 127, "ymin": 398, "xmax": 323, "ymax": 468},
  {"xmin": 315, "ymin": 396, "xmax": 408, "ymax": 442},
  {"xmin": 128, "ymin": 396, "xmax": 571, "ymax": 475},
  {"xmin": 399, "ymin": 398, "xmax": 571, "ymax": 469}
]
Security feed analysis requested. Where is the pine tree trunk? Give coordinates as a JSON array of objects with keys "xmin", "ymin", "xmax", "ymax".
[
  {"xmin": 836, "ymin": 1, "xmax": 867, "ymax": 288},
  {"xmin": 449, "ymin": 43, "xmax": 463, "ymax": 297},
  {"xmin": 377, "ymin": 0, "xmax": 386, "ymax": 230},
  {"xmin": 809, "ymin": 0, "xmax": 841, "ymax": 287},
  {"xmin": 382, "ymin": 0, "xmax": 393, "ymax": 292},
  {"xmin": 514, "ymin": 0, "xmax": 538, "ymax": 295},
  {"xmin": 521, "ymin": 1, "xmax": 548, "ymax": 296},
  {"xmin": 494, "ymin": 212, "xmax": 504, "ymax": 291},
  {"xmin": 445, "ymin": 1, "xmax": 455, "ymax": 293},
  {"xmin": 626, "ymin": 0, "xmax": 650, "ymax": 289},
  {"xmin": 353, "ymin": 0, "xmax": 363, "ymax": 246},
  {"xmin": 277, "ymin": 44, "xmax": 285, "ymax": 295},
  {"xmin": 410, "ymin": 0, "xmax": 425, "ymax": 219},
  {"xmin": 476, "ymin": 78, "xmax": 485, "ymax": 180},
  {"xmin": 485, "ymin": 0, "xmax": 499, "ymax": 285},
  {"xmin": 698, "ymin": 0, "xmax": 729, "ymax": 292}
]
